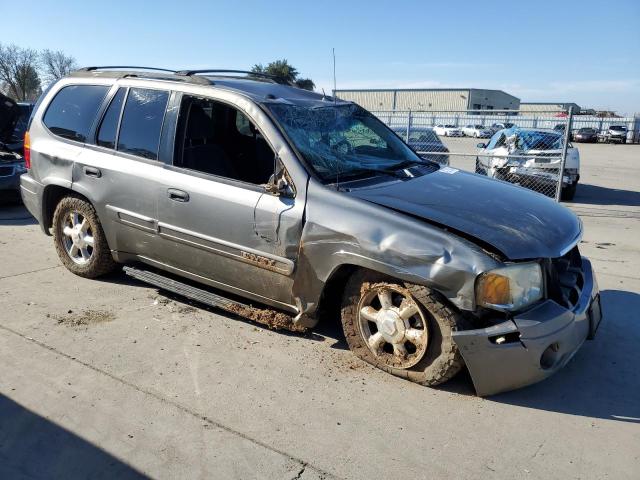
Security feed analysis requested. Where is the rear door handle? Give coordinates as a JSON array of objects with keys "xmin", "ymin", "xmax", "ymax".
[
  {"xmin": 83, "ymin": 166, "xmax": 102, "ymax": 178},
  {"xmin": 168, "ymin": 188, "xmax": 189, "ymax": 202}
]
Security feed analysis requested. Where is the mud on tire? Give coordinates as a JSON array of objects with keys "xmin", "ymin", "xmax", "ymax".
[
  {"xmin": 52, "ymin": 195, "xmax": 117, "ymax": 278},
  {"xmin": 341, "ymin": 271, "xmax": 467, "ymax": 386}
]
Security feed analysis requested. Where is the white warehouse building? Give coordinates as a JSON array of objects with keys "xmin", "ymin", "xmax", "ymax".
[{"xmin": 333, "ymin": 88, "xmax": 521, "ymax": 112}]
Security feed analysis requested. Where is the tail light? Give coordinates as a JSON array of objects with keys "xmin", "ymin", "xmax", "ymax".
[{"xmin": 23, "ymin": 131, "xmax": 31, "ymax": 169}]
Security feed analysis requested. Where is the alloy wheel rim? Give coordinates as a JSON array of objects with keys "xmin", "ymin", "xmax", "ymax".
[
  {"xmin": 357, "ymin": 285, "xmax": 429, "ymax": 369},
  {"xmin": 61, "ymin": 211, "xmax": 94, "ymax": 265}
]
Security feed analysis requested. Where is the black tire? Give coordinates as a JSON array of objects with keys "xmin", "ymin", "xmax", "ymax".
[
  {"xmin": 52, "ymin": 195, "xmax": 117, "ymax": 278},
  {"xmin": 475, "ymin": 158, "xmax": 487, "ymax": 175},
  {"xmin": 340, "ymin": 271, "xmax": 467, "ymax": 386},
  {"xmin": 561, "ymin": 183, "xmax": 577, "ymax": 201}
]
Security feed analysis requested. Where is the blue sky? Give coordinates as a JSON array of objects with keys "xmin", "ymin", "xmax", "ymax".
[{"xmin": 4, "ymin": 0, "xmax": 639, "ymax": 114}]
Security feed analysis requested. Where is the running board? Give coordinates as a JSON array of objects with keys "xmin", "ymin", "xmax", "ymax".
[{"xmin": 123, "ymin": 266, "xmax": 305, "ymax": 332}]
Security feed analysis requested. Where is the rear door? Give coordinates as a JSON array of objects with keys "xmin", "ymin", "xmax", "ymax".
[
  {"xmin": 72, "ymin": 85, "xmax": 170, "ymax": 258},
  {"xmin": 154, "ymin": 93, "xmax": 306, "ymax": 311}
]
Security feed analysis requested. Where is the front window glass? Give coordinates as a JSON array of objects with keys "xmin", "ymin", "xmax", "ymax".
[
  {"xmin": 514, "ymin": 131, "xmax": 563, "ymax": 150},
  {"xmin": 267, "ymin": 103, "xmax": 424, "ymax": 182}
]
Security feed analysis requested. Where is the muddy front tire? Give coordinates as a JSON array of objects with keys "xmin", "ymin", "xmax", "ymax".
[
  {"xmin": 341, "ymin": 271, "xmax": 467, "ymax": 386},
  {"xmin": 52, "ymin": 195, "xmax": 117, "ymax": 278}
]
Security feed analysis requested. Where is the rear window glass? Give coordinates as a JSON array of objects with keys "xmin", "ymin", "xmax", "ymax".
[
  {"xmin": 117, "ymin": 88, "xmax": 169, "ymax": 160},
  {"xmin": 43, "ymin": 85, "xmax": 109, "ymax": 142},
  {"xmin": 97, "ymin": 88, "xmax": 126, "ymax": 149}
]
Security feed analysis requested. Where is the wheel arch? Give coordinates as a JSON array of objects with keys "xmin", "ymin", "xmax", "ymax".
[
  {"xmin": 306, "ymin": 259, "xmax": 460, "ymax": 326},
  {"xmin": 42, "ymin": 183, "xmax": 95, "ymax": 235}
]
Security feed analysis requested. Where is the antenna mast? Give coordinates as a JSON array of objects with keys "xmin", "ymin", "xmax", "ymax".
[{"xmin": 332, "ymin": 48, "xmax": 337, "ymax": 103}]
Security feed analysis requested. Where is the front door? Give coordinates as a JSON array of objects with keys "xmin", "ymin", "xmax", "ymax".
[{"xmin": 155, "ymin": 94, "xmax": 305, "ymax": 310}]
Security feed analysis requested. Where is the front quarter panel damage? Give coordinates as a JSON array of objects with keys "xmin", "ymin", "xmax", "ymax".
[{"xmin": 292, "ymin": 180, "xmax": 501, "ymax": 319}]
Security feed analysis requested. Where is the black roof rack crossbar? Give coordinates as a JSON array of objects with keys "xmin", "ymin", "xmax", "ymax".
[
  {"xmin": 175, "ymin": 69, "xmax": 290, "ymax": 84},
  {"xmin": 78, "ymin": 66, "xmax": 176, "ymax": 73}
]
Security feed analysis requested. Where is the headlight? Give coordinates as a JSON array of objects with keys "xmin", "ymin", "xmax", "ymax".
[
  {"xmin": 476, "ymin": 262, "xmax": 543, "ymax": 311},
  {"xmin": 15, "ymin": 164, "xmax": 28, "ymax": 174}
]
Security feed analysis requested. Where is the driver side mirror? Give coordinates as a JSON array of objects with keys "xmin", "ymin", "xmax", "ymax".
[
  {"xmin": 265, "ymin": 177, "xmax": 293, "ymax": 197},
  {"xmin": 477, "ymin": 143, "xmax": 487, "ymax": 149},
  {"xmin": 265, "ymin": 158, "xmax": 295, "ymax": 197}
]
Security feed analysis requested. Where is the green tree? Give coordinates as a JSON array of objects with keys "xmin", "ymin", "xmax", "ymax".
[{"xmin": 251, "ymin": 59, "xmax": 315, "ymax": 91}]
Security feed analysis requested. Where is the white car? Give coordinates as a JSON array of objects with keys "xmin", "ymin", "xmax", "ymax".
[
  {"xmin": 433, "ymin": 124, "xmax": 464, "ymax": 137},
  {"xmin": 462, "ymin": 124, "xmax": 493, "ymax": 138},
  {"xmin": 476, "ymin": 128, "xmax": 580, "ymax": 200}
]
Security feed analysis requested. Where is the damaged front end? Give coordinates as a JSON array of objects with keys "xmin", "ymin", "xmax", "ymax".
[
  {"xmin": 484, "ymin": 153, "xmax": 576, "ymax": 190},
  {"xmin": 452, "ymin": 248, "xmax": 601, "ymax": 396}
]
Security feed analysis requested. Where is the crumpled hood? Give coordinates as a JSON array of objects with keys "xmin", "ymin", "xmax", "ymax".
[{"xmin": 346, "ymin": 169, "xmax": 581, "ymax": 260}]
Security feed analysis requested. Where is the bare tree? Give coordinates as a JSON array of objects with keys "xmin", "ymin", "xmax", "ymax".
[
  {"xmin": 0, "ymin": 43, "xmax": 41, "ymax": 101},
  {"xmin": 40, "ymin": 49, "xmax": 78, "ymax": 85}
]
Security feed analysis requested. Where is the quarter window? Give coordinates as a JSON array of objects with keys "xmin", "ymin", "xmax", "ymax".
[
  {"xmin": 43, "ymin": 85, "xmax": 109, "ymax": 142},
  {"xmin": 97, "ymin": 88, "xmax": 126, "ymax": 149},
  {"xmin": 117, "ymin": 88, "xmax": 169, "ymax": 160}
]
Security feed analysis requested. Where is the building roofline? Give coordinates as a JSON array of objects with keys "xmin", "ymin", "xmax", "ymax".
[
  {"xmin": 333, "ymin": 87, "xmax": 517, "ymax": 97},
  {"xmin": 520, "ymin": 102, "xmax": 580, "ymax": 105}
]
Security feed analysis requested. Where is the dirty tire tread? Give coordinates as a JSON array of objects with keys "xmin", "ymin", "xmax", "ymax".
[
  {"xmin": 341, "ymin": 271, "xmax": 470, "ymax": 387},
  {"xmin": 52, "ymin": 195, "xmax": 117, "ymax": 278}
]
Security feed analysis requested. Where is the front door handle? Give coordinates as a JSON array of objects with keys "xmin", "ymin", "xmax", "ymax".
[
  {"xmin": 84, "ymin": 166, "xmax": 102, "ymax": 178},
  {"xmin": 168, "ymin": 188, "xmax": 190, "ymax": 202}
]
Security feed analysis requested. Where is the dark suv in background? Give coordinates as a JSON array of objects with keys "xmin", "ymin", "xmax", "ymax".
[{"xmin": 0, "ymin": 93, "xmax": 34, "ymax": 201}]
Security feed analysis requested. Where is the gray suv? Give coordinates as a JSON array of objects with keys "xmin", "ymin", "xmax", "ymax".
[{"xmin": 20, "ymin": 67, "xmax": 602, "ymax": 396}]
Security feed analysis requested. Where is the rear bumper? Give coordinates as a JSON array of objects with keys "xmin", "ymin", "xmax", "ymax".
[
  {"xmin": 453, "ymin": 257, "xmax": 601, "ymax": 396},
  {"xmin": 19, "ymin": 173, "xmax": 45, "ymax": 229}
]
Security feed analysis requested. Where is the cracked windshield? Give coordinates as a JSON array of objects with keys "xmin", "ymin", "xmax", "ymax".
[{"xmin": 267, "ymin": 103, "xmax": 426, "ymax": 182}]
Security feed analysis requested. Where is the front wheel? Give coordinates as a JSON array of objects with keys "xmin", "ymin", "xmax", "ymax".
[
  {"xmin": 341, "ymin": 272, "xmax": 467, "ymax": 386},
  {"xmin": 52, "ymin": 195, "xmax": 117, "ymax": 278},
  {"xmin": 561, "ymin": 183, "xmax": 577, "ymax": 201}
]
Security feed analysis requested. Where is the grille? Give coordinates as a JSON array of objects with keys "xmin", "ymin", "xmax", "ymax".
[
  {"xmin": 547, "ymin": 245, "xmax": 584, "ymax": 309},
  {"xmin": 0, "ymin": 166, "xmax": 14, "ymax": 177}
]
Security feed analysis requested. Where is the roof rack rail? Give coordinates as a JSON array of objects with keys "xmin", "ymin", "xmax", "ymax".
[
  {"xmin": 77, "ymin": 66, "xmax": 176, "ymax": 73},
  {"xmin": 175, "ymin": 69, "xmax": 289, "ymax": 84}
]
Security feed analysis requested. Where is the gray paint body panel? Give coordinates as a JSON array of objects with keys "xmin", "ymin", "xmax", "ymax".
[{"xmin": 20, "ymin": 72, "xmax": 600, "ymax": 396}]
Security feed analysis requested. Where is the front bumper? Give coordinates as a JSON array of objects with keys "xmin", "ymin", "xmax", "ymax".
[{"xmin": 453, "ymin": 257, "xmax": 601, "ymax": 396}]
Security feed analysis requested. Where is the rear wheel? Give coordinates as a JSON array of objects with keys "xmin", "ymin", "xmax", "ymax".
[
  {"xmin": 341, "ymin": 271, "xmax": 467, "ymax": 386},
  {"xmin": 52, "ymin": 195, "xmax": 117, "ymax": 278}
]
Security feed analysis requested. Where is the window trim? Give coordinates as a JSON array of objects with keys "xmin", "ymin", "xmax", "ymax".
[
  {"xmin": 170, "ymin": 92, "xmax": 288, "ymax": 194},
  {"xmin": 41, "ymin": 83, "xmax": 111, "ymax": 145},
  {"xmin": 94, "ymin": 86, "xmax": 128, "ymax": 149}
]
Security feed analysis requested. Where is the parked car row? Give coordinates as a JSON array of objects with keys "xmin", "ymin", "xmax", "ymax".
[
  {"xmin": 552, "ymin": 123, "xmax": 630, "ymax": 144},
  {"xmin": 432, "ymin": 122, "xmax": 516, "ymax": 138}
]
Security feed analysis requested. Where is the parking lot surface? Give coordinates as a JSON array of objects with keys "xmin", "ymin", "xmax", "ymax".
[{"xmin": 1, "ymin": 143, "xmax": 639, "ymax": 479}]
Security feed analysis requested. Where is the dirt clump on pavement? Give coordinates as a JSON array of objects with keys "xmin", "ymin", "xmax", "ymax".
[
  {"xmin": 53, "ymin": 309, "xmax": 116, "ymax": 327},
  {"xmin": 226, "ymin": 303, "xmax": 307, "ymax": 333}
]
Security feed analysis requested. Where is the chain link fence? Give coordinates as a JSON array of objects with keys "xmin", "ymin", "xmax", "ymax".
[{"xmin": 375, "ymin": 109, "xmax": 579, "ymax": 201}]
